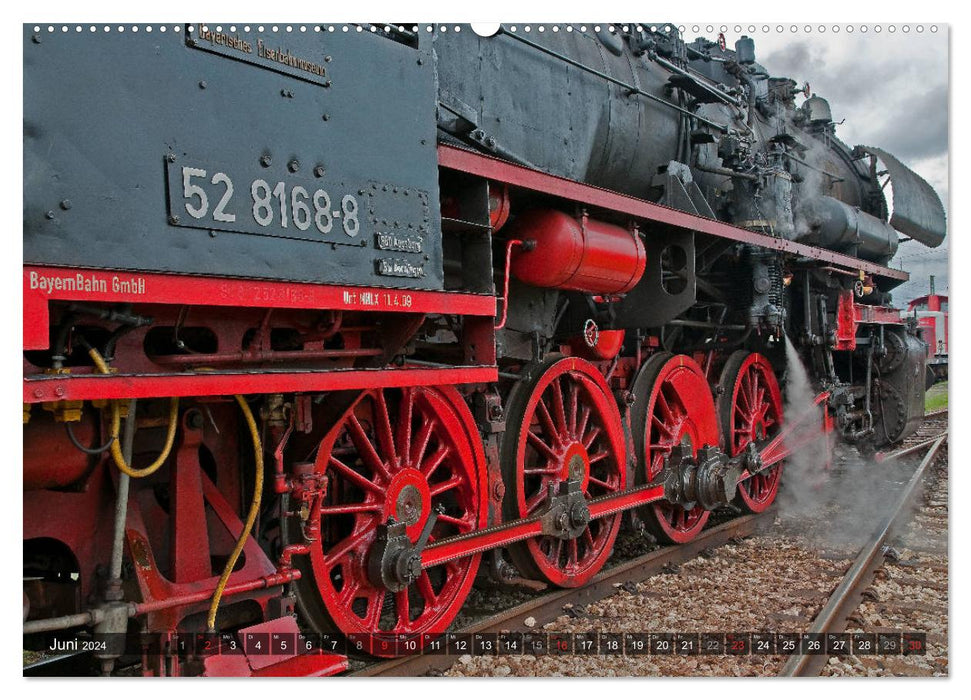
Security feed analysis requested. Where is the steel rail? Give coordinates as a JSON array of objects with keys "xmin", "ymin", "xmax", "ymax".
[
  {"xmin": 779, "ymin": 432, "xmax": 947, "ymax": 677},
  {"xmin": 352, "ymin": 511, "xmax": 773, "ymax": 677}
]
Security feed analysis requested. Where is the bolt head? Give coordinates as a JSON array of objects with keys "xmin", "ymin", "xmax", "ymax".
[
  {"xmin": 288, "ymin": 160, "xmax": 300, "ymax": 173},
  {"xmin": 260, "ymin": 155, "xmax": 272, "ymax": 167},
  {"xmin": 166, "ymin": 153, "xmax": 177, "ymax": 163},
  {"xmin": 32, "ymin": 34, "xmax": 42, "ymax": 44},
  {"xmin": 45, "ymin": 211, "xmax": 55, "ymax": 220},
  {"xmin": 314, "ymin": 166, "xmax": 326, "ymax": 178},
  {"xmin": 198, "ymin": 80, "xmax": 207, "ymax": 89},
  {"xmin": 169, "ymin": 215, "xmax": 181, "ymax": 225},
  {"xmin": 59, "ymin": 200, "xmax": 72, "ymax": 210}
]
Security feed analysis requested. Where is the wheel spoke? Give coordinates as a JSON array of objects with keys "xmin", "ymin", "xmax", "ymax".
[
  {"xmin": 429, "ymin": 474, "xmax": 462, "ymax": 498},
  {"xmin": 576, "ymin": 405, "xmax": 592, "ymax": 443},
  {"xmin": 347, "ymin": 415, "xmax": 391, "ymax": 482},
  {"xmin": 583, "ymin": 425, "xmax": 602, "ymax": 450},
  {"xmin": 525, "ymin": 489, "xmax": 547, "ymax": 515},
  {"xmin": 323, "ymin": 529, "xmax": 371, "ymax": 568},
  {"xmin": 420, "ymin": 445, "xmax": 449, "ymax": 479},
  {"xmin": 567, "ymin": 381, "xmax": 579, "ymax": 437},
  {"xmin": 437, "ymin": 513, "xmax": 473, "ymax": 530},
  {"xmin": 396, "ymin": 589, "xmax": 411, "ymax": 628},
  {"xmin": 417, "ymin": 571, "xmax": 438, "ymax": 606},
  {"xmin": 410, "ymin": 417, "xmax": 435, "ymax": 469},
  {"xmin": 397, "ymin": 388, "xmax": 414, "ymax": 459},
  {"xmin": 535, "ymin": 401, "xmax": 558, "ymax": 443},
  {"xmin": 526, "ymin": 429, "xmax": 559, "ymax": 462},
  {"xmin": 328, "ymin": 456, "xmax": 382, "ymax": 494},
  {"xmin": 523, "ymin": 465, "xmax": 559, "ymax": 476},
  {"xmin": 550, "ymin": 377, "xmax": 567, "ymax": 434},
  {"xmin": 587, "ymin": 449, "xmax": 609, "ymax": 465},
  {"xmin": 587, "ymin": 475, "xmax": 616, "ymax": 492},
  {"xmin": 318, "ymin": 502, "xmax": 382, "ymax": 516},
  {"xmin": 365, "ymin": 590, "xmax": 385, "ymax": 629},
  {"xmin": 373, "ymin": 391, "xmax": 397, "ymax": 470}
]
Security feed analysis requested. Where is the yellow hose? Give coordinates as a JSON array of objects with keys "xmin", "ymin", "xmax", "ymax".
[
  {"xmin": 109, "ymin": 398, "xmax": 179, "ymax": 478},
  {"xmin": 207, "ymin": 395, "xmax": 264, "ymax": 632},
  {"xmin": 88, "ymin": 347, "xmax": 180, "ymax": 479}
]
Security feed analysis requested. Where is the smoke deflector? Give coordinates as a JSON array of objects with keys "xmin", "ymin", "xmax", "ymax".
[{"xmin": 860, "ymin": 146, "xmax": 947, "ymax": 248}]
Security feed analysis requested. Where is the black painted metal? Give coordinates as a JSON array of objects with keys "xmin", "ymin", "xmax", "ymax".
[{"xmin": 24, "ymin": 25, "xmax": 443, "ymax": 290}]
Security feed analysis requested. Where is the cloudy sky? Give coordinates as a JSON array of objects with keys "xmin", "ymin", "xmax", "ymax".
[{"xmin": 718, "ymin": 25, "xmax": 950, "ymax": 306}]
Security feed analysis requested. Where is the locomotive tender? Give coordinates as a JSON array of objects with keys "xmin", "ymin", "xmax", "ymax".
[{"xmin": 23, "ymin": 23, "xmax": 946, "ymax": 675}]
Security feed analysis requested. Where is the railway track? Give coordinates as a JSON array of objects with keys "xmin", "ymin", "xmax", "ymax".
[
  {"xmin": 349, "ymin": 511, "xmax": 774, "ymax": 676},
  {"xmin": 781, "ymin": 420, "xmax": 948, "ymax": 677}
]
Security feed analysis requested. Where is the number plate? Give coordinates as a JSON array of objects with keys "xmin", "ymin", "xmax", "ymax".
[{"xmin": 165, "ymin": 154, "xmax": 431, "ymax": 250}]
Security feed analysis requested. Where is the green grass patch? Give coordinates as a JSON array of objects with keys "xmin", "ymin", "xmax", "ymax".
[{"xmin": 926, "ymin": 381, "xmax": 948, "ymax": 413}]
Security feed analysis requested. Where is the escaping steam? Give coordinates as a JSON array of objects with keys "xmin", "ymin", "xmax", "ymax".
[{"xmin": 775, "ymin": 336, "xmax": 919, "ymax": 552}]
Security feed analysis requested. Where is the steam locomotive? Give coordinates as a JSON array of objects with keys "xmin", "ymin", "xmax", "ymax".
[{"xmin": 23, "ymin": 23, "xmax": 946, "ymax": 675}]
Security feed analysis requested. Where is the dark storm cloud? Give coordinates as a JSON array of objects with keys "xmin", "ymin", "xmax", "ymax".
[
  {"xmin": 760, "ymin": 37, "xmax": 948, "ymax": 166},
  {"xmin": 864, "ymin": 83, "xmax": 949, "ymax": 162},
  {"xmin": 756, "ymin": 41, "xmax": 828, "ymax": 80}
]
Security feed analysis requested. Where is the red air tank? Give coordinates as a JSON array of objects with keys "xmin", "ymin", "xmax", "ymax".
[{"xmin": 508, "ymin": 210, "xmax": 646, "ymax": 294}]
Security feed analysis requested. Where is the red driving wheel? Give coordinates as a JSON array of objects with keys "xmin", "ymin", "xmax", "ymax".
[
  {"xmin": 718, "ymin": 351, "xmax": 784, "ymax": 513},
  {"xmin": 502, "ymin": 356, "xmax": 626, "ymax": 587},
  {"xmin": 631, "ymin": 353, "xmax": 721, "ymax": 544},
  {"xmin": 294, "ymin": 386, "xmax": 487, "ymax": 656}
]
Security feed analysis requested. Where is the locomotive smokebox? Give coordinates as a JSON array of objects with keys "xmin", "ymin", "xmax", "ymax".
[{"xmin": 508, "ymin": 210, "xmax": 646, "ymax": 294}]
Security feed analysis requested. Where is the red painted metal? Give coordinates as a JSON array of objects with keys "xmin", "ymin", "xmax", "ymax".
[
  {"xmin": 438, "ymin": 144, "xmax": 909, "ymax": 282},
  {"xmin": 24, "ymin": 365, "xmax": 497, "ymax": 403},
  {"xmin": 125, "ymin": 468, "xmax": 282, "ymax": 631},
  {"xmin": 132, "ymin": 569, "xmax": 301, "ymax": 616},
  {"xmin": 836, "ymin": 290, "xmax": 858, "ymax": 351},
  {"xmin": 23, "ymin": 265, "xmax": 496, "ymax": 351},
  {"xmin": 505, "ymin": 357, "xmax": 626, "ymax": 587},
  {"xmin": 719, "ymin": 353, "xmax": 784, "ymax": 513},
  {"xmin": 170, "ymin": 417, "xmax": 212, "ymax": 583},
  {"xmin": 854, "ymin": 301, "xmax": 904, "ymax": 325},
  {"xmin": 836, "ymin": 290, "xmax": 905, "ymax": 351},
  {"xmin": 570, "ymin": 329, "xmax": 626, "ymax": 361},
  {"xmin": 23, "ymin": 413, "xmax": 96, "ymax": 489},
  {"xmin": 635, "ymin": 354, "xmax": 720, "ymax": 543},
  {"xmin": 507, "ymin": 209, "xmax": 646, "ymax": 294},
  {"xmin": 301, "ymin": 386, "xmax": 487, "ymax": 653}
]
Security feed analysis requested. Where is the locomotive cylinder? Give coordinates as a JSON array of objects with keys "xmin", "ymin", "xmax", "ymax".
[
  {"xmin": 800, "ymin": 196, "xmax": 900, "ymax": 262},
  {"xmin": 507, "ymin": 210, "xmax": 646, "ymax": 294}
]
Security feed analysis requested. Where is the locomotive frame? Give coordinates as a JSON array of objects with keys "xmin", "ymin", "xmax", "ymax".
[{"xmin": 22, "ymin": 22, "xmax": 944, "ymax": 676}]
